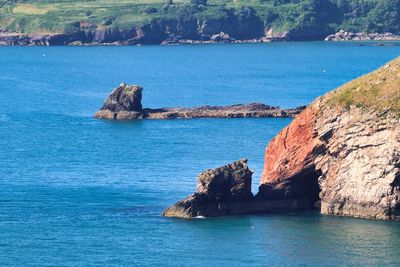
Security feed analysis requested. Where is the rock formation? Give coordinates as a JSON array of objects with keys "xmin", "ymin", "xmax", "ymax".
[
  {"xmin": 164, "ymin": 57, "xmax": 400, "ymax": 220},
  {"xmin": 95, "ymin": 83, "xmax": 143, "ymax": 120},
  {"xmin": 163, "ymin": 160, "xmax": 253, "ymax": 218},
  {"xmin": 259, "ymin": 57, "xmax": 400, "ymax": 220},
  {"xmin": 325, "ymin": 30, "xmax": 400, "ymax": 41},
  {"xmin": 95, "ymin": 84, "xmax": 304, "ymax": 120},
  {"xmin": 163, "ymin": 160, "xmax": 313, "ymax": 218}
]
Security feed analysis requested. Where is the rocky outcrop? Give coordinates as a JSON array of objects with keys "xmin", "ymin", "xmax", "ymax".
[
  {"xmin": 259, "ymin": 57, "xmax": 400, "ymax": 220},
  {"xmin": 95, "ymin": 83, "xmax": 143, "ymax": 120},
  {"xmin": 325, "ymin": 30, "xmax": 400, "ymax": 41},
  {"xmin": 163, "ymin": 160, "xmax": 313, "ymax": 218},
  {"xmin": 164, "ymin": 57, "xmax": 400, "ymax": 220},
  {"xmin": 95, "ymin": 84, "xmax": 304, "ymax": 120},
  {"xmin": 142, "ymin": 103, "xmax": 304, "ymax": 119},
  {"xmin": 163, "ymin": 160, "xmax": 253, "ymax": 218}
]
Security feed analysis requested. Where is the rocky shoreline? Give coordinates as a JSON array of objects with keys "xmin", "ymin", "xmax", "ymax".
[
  {"xmin": 325, "ymin": 30, "xmax": 400, "ymax": 41},
  {"xmin": 0, "ymin": 29, "xmax": 288, "ymax": 46},
  {"xmin": 94, "ymin": 83, "xmax": 304, "ymax": 120},
  {"xmin": 4, "ymin": 28, "xmax": 400, "ymax": 46},
  {"xmin": 164, "ymin": 57, "xmax": 400, "ymax": 220}
]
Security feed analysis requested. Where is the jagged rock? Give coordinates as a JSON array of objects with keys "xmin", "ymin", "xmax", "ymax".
[
  {"xmin": 163, "ymin": 160, "xmax": 315, "ymax": 218},
  {"xmin": 259, "ymin": 57, "xmax": 400, "ymax": 220},
  {"xmin": 95, "ymin": 83, "xmax": 143, "ymax": 119},
  {"xmin": 163, "ymin": 160, "xmax": 254, "ymax": 218},
  {"xmin": 325, "ymin": 31, "xmax": 400, "ymax": 41},
  {"xmin": 210, "ymin": 32, "xmax": 232, "ymax": 42},
  {"xmin": 197, "ymin": 159, "xmax": 253, "ymax": 201},
  {"xmin": 95, "ymin": 84, "xmax": 304, "ymax": 120}
]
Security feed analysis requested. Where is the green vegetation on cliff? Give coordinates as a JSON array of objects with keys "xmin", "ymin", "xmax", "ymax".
[
  {"xmin": 327, "ymin": 57, "xmax": 400, "ymax": 115},
  {"xmin": 0, "ymin": 0, "xmax": 399, "ymax": 39}
]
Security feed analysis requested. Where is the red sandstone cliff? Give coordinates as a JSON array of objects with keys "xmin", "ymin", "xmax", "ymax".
[{"xmin": 259, "ymin": 57, "xmax": 400, "ymax": 220}]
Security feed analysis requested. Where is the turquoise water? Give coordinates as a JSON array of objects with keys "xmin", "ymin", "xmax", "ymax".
[{"xmin": 1, "ymin": 42, "xmax": 400, "ymax": 266}]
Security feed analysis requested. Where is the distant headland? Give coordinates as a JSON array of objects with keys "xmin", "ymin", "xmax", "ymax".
[{"xmin": 1, "ymin": 0, "xmax": 400, "ymax": 46}]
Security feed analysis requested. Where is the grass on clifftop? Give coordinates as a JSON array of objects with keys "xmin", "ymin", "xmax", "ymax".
[{"xmin": 326, "ymin": 57, "xmax": 400, "ymax": 116}]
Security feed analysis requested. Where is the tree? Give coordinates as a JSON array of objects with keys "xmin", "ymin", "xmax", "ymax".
[{"xmin": 367, "ymin": 0, "xmax": 400, "ymax": 33}]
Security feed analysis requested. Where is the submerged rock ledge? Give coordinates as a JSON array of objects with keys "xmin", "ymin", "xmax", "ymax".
[
  {"xmin": 95, "ymin": 83, "xmax": 304, "ymax": 120},
  {"xmin": 164, "ymin": 57, "xmax": 400, "ymax": 220}
]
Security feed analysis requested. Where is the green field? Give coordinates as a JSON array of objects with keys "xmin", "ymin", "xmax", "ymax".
[{"xmin": 0, "ymin": 0, "xmax": 399, "ymax": 37}]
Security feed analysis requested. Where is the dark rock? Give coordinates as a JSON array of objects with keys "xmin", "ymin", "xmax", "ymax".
[
  {"xmin": 197, "ymin": 159, "xmax": 253, "ymax": 201},
  {"xmin": 163, "ymin": 160, "xmax": 254, "ymax": 218},
  {"xmin": 95, "ymin": 83, "xmax": 143, "ymax": 119}
]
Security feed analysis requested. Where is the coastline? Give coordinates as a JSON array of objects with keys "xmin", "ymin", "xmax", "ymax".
[
  {"xmin": 0, "ymin": 30, "xmax": 288, "ymax": 46},
  {"xmin": 2, "ymin": 30, "xmax": 400, "ymax": 46}
]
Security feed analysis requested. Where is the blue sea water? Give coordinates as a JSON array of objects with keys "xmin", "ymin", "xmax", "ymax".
[{"xmin": 1, "ymin": 42, "xmax": 400, "ymax": 266}]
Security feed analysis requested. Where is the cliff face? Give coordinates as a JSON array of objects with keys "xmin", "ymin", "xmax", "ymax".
[
  {"xmin": 316, "ymin": 106, "xmax": 400, "ymax": 219},
  {"xmin": 259, "ymin": 107, "xmax": 323, "ymax": 202},
  {"xmin": 0, "ymin": 15, "xmax": 272, "ymax": 46},
  {"xmin": 259, "ymin": 57, "xmax": 400, "ymax": 220}
]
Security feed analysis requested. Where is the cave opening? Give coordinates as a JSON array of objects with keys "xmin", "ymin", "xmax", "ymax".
[{"xmin": 290, "ymin": 167, "xmax": 322, "ymax": 210}]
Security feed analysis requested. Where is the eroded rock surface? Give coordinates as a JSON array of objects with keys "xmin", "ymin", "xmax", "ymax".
[
  {"xmin": 95, "ymin": 83, "xmax": 143, "ymax": 119},
  {"xmin": 95, "ymin": 84, "xmax": 304, "ymax": 120},
  {"xmin": 163, "ymin": 160, "xmax": 314, "ymax": 218},
  {"xmin": 162, "ymin": 160, "xmax": 253, "ymax": 218},
  {"xmin": 259, "ymin": 57, "xmax": 400, "ymax": 220}
]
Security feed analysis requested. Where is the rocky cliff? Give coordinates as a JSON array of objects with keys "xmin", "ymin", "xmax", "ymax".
[
  {"xmin": 164, "ymin": 57, "xmax": 400, "ymax": 220},
  {"xmin": 0, "ymin": 18, "xmax": 286, "ymax": 46},
  {"xmin": 259, "ymin": 57, "xmax": 400, "ymax": 220},
  {"xmin": 95, "ymin": 83, "xmax": 304, "ymax": 120}
]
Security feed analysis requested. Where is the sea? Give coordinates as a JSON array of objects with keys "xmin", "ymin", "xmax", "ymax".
[{"xmin": 1, "ymin": 42, "xmax": 400, "ymax": 266}]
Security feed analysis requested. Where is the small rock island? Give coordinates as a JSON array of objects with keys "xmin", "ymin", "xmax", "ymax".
[
  {"xmin": 95, "ymin": 83, "xmax": 305, "ymax": 120},
  {"xmin": 164, "ymin": 57, "xmax": 400, "ymax": 220}
]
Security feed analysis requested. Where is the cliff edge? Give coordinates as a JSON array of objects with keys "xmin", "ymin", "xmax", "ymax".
[
  {"xmin": 164, "ymin": 57, "xmax": 400, "ymax": 220},
  {"xmin": 259, "ymin": 57, "xmax": 400, "ymax": 220}
]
